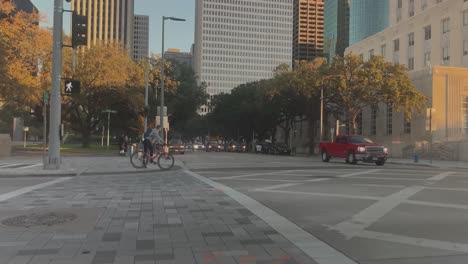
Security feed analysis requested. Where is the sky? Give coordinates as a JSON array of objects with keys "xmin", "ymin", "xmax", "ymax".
[{"xmin": 30, "ymin": 0, "xmax": 195, "ymax": 54}]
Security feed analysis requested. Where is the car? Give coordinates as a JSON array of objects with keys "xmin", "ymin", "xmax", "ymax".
[
  {"xmin": 206, "ymin": 141, "xmax": 222, "ymax": 152},
  {"xmin": 270, "ymin": 142, "xmax": 291, "ymax": 155},
  {"xmin": 169, "ymin": 139, "xmax": 185, "ymax": 154},
  {"xmin": 227, "ymin": 141, "xmax": 246, "ymax": 152},
  {"xmin": 319, "ymin": 135, "xmax": 388, "ymax": 166},
  {"xmin": 193, "ymin": 141, "xmax": 205, "ymax": 151},
  {"xmin": 260, "ymin": 142, "xmax": 273, "ymax": 154}
]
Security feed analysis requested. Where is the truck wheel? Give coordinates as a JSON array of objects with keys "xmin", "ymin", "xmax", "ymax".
[
  {"xmin": 347, "ymin": 151, "xmax": 357, "ymax": 165},
  {"xmin": 321, "ymin": 150, "xmax": 330, "ymax": 162},
  {"xmin": 375, "ymin": 159, "xmax": 385, "ymax": 166}
]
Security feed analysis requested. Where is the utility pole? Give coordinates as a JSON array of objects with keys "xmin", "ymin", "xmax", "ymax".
[
  {"xmin": 46, "ymin": 0, "xmax": 63, "ymax": 169},
  {"xmin": 144, "ymin": 59, "xmax": 149, "ymax": 133}
]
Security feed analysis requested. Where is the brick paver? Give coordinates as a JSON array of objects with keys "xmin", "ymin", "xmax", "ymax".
[{"xmin": 0, "ymin": 171, "xmax": 317, "ymax": 264}]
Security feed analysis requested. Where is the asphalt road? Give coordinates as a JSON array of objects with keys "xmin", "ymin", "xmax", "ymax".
[{"xmin": 179, "ymin": 151, "xmax": 468, "ymax": 264}]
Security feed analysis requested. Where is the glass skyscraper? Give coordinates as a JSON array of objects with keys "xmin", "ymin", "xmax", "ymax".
[
  {"xmin": 349, "ymin": 0, "xmax": 389, "ymax": 46},
  {"xmin": 324, "ymin": 0, "xmax": 349, "ymax": 62}
]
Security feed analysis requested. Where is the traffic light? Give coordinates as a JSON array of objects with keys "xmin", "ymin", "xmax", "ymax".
[
  {"xmin": 63, "ymin": 79, "xmax": 81, "ymax": 95},
  {"xmin": 72, "ymin": 12, "xmax": 87, "ymax": 48}
]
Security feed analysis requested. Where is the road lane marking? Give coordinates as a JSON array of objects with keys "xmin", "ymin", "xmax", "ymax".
[
  {"xmin": 16, "ymin": 163, "xmax": 43, "ymax": 169},
  {"xmin": 253, "ymin": 183, "xmax": 303, "ymax": 191},
  {"xmin": 219, "ymin": 178, "xmax": 304, "ymax": 183},
  {"xmin": 353, "ymin": 183, "xmax": 406, "ymax": 188},
  {"xmin": 184, "ymin": 170, "xmax": 359, "ymax": 264},
  {"xmin": 427, "ymin": 171, "xmax": 457, "ymax": 181},
  {"xmin": 331, "ymin": 186, "xmax": 424, "ymax": 239},
  {"xmin": 348, "ymin": 176, "xmax": 424, "ymax": 181},
  {"xmin": 331, "ymin": 171, "xmax": 456, "ymax": 239},
  {"xmin": 252, "ymin": 189, "xmax": 380, "ymax": 200},
  {"xmin": 211, "ymin": 170, "xmax": 303, "ymax": 180},
  {"xmin": 336, "ymin": 169, "xmax": 383, "ymax": 178},
  {"xmin": 0, "ymin": 177, "xmax": 73, "ymax": 202},
  {"xmin": 358, "ymin": 230, "xmax": 468, "ymax": 253},
  {"xmin": 405, "ymin": 200, "xmax": 468, "ymax": 210},
  {"xmin": 0, "ymin": 164, "xmax": 21, "ymax": 168}
]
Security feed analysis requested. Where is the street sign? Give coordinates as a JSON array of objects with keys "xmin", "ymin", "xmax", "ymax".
[
  {"xmin": 63, "ymin": 79, "xmax": 80, "ymax": 95},
  {"xmin": 43, "ymin": 92, "xmax": 49, "ymax": 105},
  {"xmin": 155, "ymin": 116, "xmax": 169, "ymax": 130},
  {"xmin": 157, "ymin": 106, "xmax": 167, "ymax": 116}
]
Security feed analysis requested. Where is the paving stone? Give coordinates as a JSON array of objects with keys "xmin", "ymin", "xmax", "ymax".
[
  {"xmin": 16, "ymin": 249, "xmax": 59, "ymax": 256},
  {"xmin": 102, "ymin": 233, "xmax": 121, "ymax": 242},
  {"xmin": 91, "ymin": 250, "xmax": 116, "ymax": 264},
  {"xmin": 136, "ymin": 240, "xmax": 154, "ymax": 250}
]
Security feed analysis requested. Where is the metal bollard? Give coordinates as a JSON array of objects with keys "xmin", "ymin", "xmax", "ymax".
[{"xmin": 414, "ymin": 154, "xmax": 419, "ymax": 163}]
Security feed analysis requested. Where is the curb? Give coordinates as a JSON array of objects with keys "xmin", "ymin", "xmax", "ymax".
[{"xmin": 0, "ymin": 164, "xmax": 183, "ymax": 178}]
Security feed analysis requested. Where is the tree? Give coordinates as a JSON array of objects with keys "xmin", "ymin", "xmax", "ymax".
[
  {"xmin": 0, "ymin": 0, "xmax": 52, "ymax": 138},
  {"xmin": 62, "ymin": 44, "xmax": 144, "ymax": 147},
  {"xmin": 0, "ymin": 0, "xmax": 52, "ymax": 106},
  {"xmin": 326, "ymin": 54, "xmax": 426, "ymax": 133},
  {"xmin": 165, "ymin": 63, "xmax": 208, "ymax": 132}
]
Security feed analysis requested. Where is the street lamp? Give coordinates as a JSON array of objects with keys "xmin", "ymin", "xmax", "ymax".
[
  {"xmin": 160, "ymin": 16, "xmax": 185, "ymax": 143},
  {"xmin": 102, "ymin": 110, "xmax": 117, "ymax": 147}
]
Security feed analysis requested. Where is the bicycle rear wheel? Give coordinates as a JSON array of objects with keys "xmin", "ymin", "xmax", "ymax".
[
  {"xmin": 157, "ymin": 153, "xmax": 174, "ymax": 170},
  {"xmin": 130, "ymin": 151, "xmax": 149, "ymax": 169}
]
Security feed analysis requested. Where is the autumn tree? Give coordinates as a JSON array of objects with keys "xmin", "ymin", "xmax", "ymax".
[
  {"xmin": 0, "ymin": 0, "xmax": 52, "ymax": 105},
  {"xmin": 326, "ymin": 54, "xmax": 426, "ymax": 133},
  {"xmin": 62, "ymin": 44, "xmax": 145, "ymax": 147},
  {"xmin": 0, "ymin": 0, "xmax": 52, "ymax": 135}
]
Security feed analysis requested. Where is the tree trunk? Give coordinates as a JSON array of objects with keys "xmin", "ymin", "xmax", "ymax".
[
  {"xmin": 348, "ymin": 112, "xmax": 357, "ymax": 135},
  {"xmin": 81, "ymin": 131, "xmax": 91, "ymax": 148}
]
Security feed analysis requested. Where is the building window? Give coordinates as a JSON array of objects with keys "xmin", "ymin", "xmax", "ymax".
[
  {"xmin": 464, "ymin": 10, "xmax": 468, "ymax": 26},
  {"xmin": 436, "ymin": 0, "xmax": 442, "ymax": 3},
  {"xmin": 369, "ymin": 49, "xmax": 374, "ymax": 58},
  {"xmin": 442, "ymin": 18, "xmax": 450, "ymax": 33},
  {"xmin": 397, "ymin": 0, "xmax": 402, "ymax": 8},
  {"xmin": 404, "ymin": 114, "xmax": 411, "ymax": 134},
  {"xmin": 464, "ymin": 40, "xmax": 468, "ymax": 56},
  {"xmin": 424, "ymin": 25, "xmax": 431, "ymax": 40},
  {"xmin": 464, "ymin": 97, "xmax": 468, "ymax": 134},
  {"xmin": 408, "ymin": 32, "xmax": 415, "ymax": 46},
  {"xmin": 409, "ymin": 0, "xmax": 414, "ymax": 17},
  {"xmin": 371, "ymin": 106, "xmax": 377, "ymax": 136},
  {"xmin": 359, "ymin": 53, "xmax": 364, "ymax": 59},
  {"xmin": 408, "ymin": 57, "xmax": 414, "ymax": 70},
  {"xmin": 442, "ymin": 46, "xmax": 450, "ymax": 62},
  {"xmin": 424, "ymin": 51, "xmax": 431, "ymax": 66},
  {"xmin": 394, "ymin": 39, "xmax": 400, "ymax": 52},
  {"xmin": 386, "ymin": 105, "xmax": 393, "ymax": 135}
]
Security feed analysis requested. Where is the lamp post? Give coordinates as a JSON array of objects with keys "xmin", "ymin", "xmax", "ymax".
[
  {"xmin": 160, "ymin": 16, "xmax": 185, "ymax": 143},
  {"xmin": 102, "ymin": 110, "xmax": 117, "ymax": 148}
]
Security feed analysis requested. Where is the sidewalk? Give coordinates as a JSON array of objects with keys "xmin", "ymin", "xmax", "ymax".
[
  {"xmin": 0, "ymin": 169, "xmax": 318, "ymax": 264},
  {"xmin": 387, "ymin": 157, "xmax": 468, "ymax": 169},
  {"xmin": 0, "ymin": 155, "xmax": 169, "ymax": 177}
]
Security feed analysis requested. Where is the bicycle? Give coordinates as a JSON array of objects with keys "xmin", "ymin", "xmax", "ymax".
[{"xmin": 130, "ymin": 143, "xmax": 175, "ymax": 170}]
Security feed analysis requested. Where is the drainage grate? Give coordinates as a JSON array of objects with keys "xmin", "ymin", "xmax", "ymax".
[{"xmin": 2, "ymin": 212, "xmax": 77, "ymax": 228}]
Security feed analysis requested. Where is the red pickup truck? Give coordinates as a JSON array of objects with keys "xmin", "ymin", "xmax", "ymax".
[{"xmin": 319, "ymin": 135, "xmax": 388, "ymax": 166}]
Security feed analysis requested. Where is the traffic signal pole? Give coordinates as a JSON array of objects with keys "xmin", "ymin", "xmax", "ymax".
[{"xmin": 46, "ymin": 0, "xmax": 63, "ymax": 169}]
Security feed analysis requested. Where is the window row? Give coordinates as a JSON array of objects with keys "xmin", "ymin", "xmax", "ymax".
[
  {"xmin": 202, "ymin": 36, "xmax": 291, "ymax": 47},
  {"xmin": 202, "ymin": 17, "xmax": 292, "ymax": 28},
  {"xmin": 202, "ymin": 23, "xmax": 291, "ymax": 35},
  {"xmin": 202, "ymin": 30, "xmax": 291, "ymax": 41},
  {"xmin": 202, "ymin": 8, "xmax": 291, "ymax": 17}
]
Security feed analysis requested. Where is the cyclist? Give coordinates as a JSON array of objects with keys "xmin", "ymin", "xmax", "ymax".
[{"xmin": 143, "ymin": 125, "xmax": 164, "ymax": 162}]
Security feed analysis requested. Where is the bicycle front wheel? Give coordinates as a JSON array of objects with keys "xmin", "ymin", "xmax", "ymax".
[
  {"xmin": 157, "ymin": 153, "xmax": 174, "ymax": 170},
  {"xmin": 130, "ymin": 151, "xmax": 148, "ymax": 169}
]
